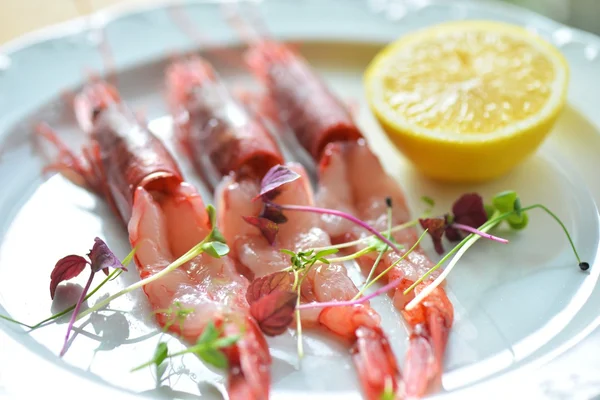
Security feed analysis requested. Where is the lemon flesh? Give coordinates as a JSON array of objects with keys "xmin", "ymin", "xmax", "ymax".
[{"xmin": 365, "ymin": 21, "xmax": 569, "ymax": 182}]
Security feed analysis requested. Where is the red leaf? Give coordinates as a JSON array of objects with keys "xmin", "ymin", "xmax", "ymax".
[
  {"xmin": 419, "ymin": 217, "xmax": 447, "ymax": 255},
  {"xmin": 452, "ymin": 193, "xmax": 488, "ymax": 228},
  {"xmin": 260, "ymin": 203, "xmax": 288, "ymax": 224},
  {"xmin": 250, "ymin": 290, "xmax": 298, "ymax": 336},
  {"xmin": 246, "ymin": 271, "xmax": 295, "ymax": 305},
  {"xmin": 242, "ymin": 216, "xmax": 279, "ymax": 245},
  {"xmin": 447, "ymin": 193, "xmax": 488, "ymax": 241},
  {"xmin": 50, "ymin": 255, "xmax": 88, "ymax": 299}
]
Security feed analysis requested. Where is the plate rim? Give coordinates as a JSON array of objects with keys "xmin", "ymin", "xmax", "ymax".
[{"xmin": 1, "ymin": 0, "xmax": 600, "ymax": 399}]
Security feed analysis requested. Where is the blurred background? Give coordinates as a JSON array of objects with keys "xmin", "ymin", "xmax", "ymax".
[{"xmin": 0, "ymin": 0, "xmax": 599, "ymax": 45}]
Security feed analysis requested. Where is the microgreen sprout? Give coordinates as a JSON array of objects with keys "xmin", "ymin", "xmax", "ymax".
[
  {"xmin": 405, "ymin": 192, "xmax": 588, "ymax": 310},
  {"xmin": 132, "ymin": 322, "xmax": 241, "ymax": 373},
  {"xmin": 131, "ymin": 341, "xmax": 169, "ymax": 378},
  {"xmin": 295, "ymin": 280, "xmax": 303, "ymax": 359},
  {"xmin": 246, "ymin": 164, "xmax": 405, "ymax": 255},
  {"xmin": 0, "ymin": 266, "xmax": 130, "ymax": 330},
  {"xmin": 353, "ymin": 230, "xmax": 429, "ymax": 300},
  {"xmin": 419, "ymin": 193, "xmax": 507, "ymax": 254},
  {"xmin": 49, "ymin": 237, "xmax": 129, "ymax": 357},
  {"xmin": 310, "ymin": 220, "xmax": 418, "ymax": 253},
  {"xmin": 75, "ymin": 205, "xmax": 229, "ymax": 322},
  {"xmin": 154, "ymin": 301, "xmax": 195, "ymax": 333},
  {"xmin": 281, "ymin": 248, "xmax": 338, "ymax": 273},
  {"xmin": 266, "ymin": 202, "xmax": 404, "ymax": 256},
  {"xmin": 279, "ymin": 247, "xmax": 339, "ymax": 359},
  {"xmin": 362, "ymin": 198, "xmax": 395, "ymax": 288}
]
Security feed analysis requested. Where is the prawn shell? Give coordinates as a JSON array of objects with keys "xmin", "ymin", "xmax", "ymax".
[
  {"xmin": 167, "ymin": 57, "xmax": 283, "ymax": 180},
  {"xmin": 93, "ymin": 105, "xmax": 183, "ymax": 222},
  {"xmin": 246, "ymin": 41, "xmax": 363, "ymax": 160}
]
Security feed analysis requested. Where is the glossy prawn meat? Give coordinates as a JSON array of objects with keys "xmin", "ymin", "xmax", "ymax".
[
  {"xmin": 37, "ymin": 80, "xmax": 271, "ymax": 400},
  {"xmin": 317, "ymin": 141, "xmax": 454, "ymax": 398},
  {"xmin": 216, "ymin": 163, "xmax": 401, "ymax": 400},
  {"xmin": 245, "ymin": 40, "xmax": 363, "ymax": 160},
  {"xmin": 244, "ymin": 36, "xmax": 454, "ymax": 397},
  {"xmin": 166, "ymin": 55, "xmax": 283, "ymax": 186}
]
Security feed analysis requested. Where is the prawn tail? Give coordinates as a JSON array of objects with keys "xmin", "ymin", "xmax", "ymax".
[
  {"xmin": 224, "ymin": 316, "xmax": 272, "ymax": 400},
  {"xmin": 402, "ymin": 297, "xmax": 453, "ymax": 398},
  {"xmin": 428, "ymin": 306, "xmax": 452, "ymax": 391},
  {"xmin": 351, "ymin": 326, "xmax": 402, "ymax": 400},
  {"xmin": 402, "ymin": 325, "xmax": 437, "ymax": 398}
]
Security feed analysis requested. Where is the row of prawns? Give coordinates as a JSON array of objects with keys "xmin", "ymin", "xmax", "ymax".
[{"xmin": 36, "ymin": 18, "xmax": 453, "ymax": 400}]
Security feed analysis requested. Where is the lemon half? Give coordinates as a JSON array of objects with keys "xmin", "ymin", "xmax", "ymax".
[{"xmin": 365, "ymin": 20, "xmax": 569, "ymax": 182}]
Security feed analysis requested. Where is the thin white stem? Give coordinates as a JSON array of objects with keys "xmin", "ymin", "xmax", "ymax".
[
  {"xmin": 405, "ymin": 223, "xmax": 497, "ymax": 311},
  {"xmin": 297, "ymin": 278, "xmax": 402, "ymax": 310},
  {"xmin": 309, "ymin": 220, "xmax": 417, "ymax": 252}
]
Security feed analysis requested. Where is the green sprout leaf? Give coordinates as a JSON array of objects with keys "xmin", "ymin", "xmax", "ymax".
[
  {"xmin": 206, "ymin": 204, "xmax": 218, "ymax": 229},
  {"xmin": 213, "ymin": 334, "xmax": 242, "ymax": 349},
  {"xmin": 196, "ymin": 347, "xmax": 228, "ymax": 369},
  {"xmin": 201, "ymin": 241, "xmax": 230, "ymax": 258},
  {"xmin": 208, "ymin": 227, "xmax": 227, "ymax": 245},
  {"xmin": 191, "ymin": 322, "xmax": 241, "ymax": 369},
  {"xmin": 514, "ymin": 197, "xmax": 522, "ymax": 217},
  {"xmin": 421, "ymin": 196, "xmax": 435, "ymax": 208},
  {"xmin": 314, "ymin": 248, "xmax": 339, "ymax": 259},
  {"xmin": 205, "ymin": 204, "xmax": 227, "ymax": 244},
  {"xmin": 492, "ymin": 191, "xmax": 518, "ymax": 213},
  {"xmin": 508, "ymin": 212, "xmax": 529, "ymax": 230},
  {"xmin": 133, "ymin": 322, "xmax": 240, "ymax": 374},
  {"xmin": 156, "ymin": 301, "xmax": 194, "ymax": 332},
  {"xmin": 131, "ymin": 342, "xmax": 169, "ymax": 372},
  {"xmin": 154, "ymin": 342, "xmax": 169, "ymax": 367},
  {"xmin": 198, "ymin": 322, "xmax": 220, "ymax": 344},
  {"xmin": 484, "ymin": 203, "xmax": 496, "ymax": 220},
  {"xmin": 366, "ymin": 235, "xmax": 403, "ymax": 253},
  {"xmin": 492, "ymin": 191, "xmax": 528, "ymax": 230}
]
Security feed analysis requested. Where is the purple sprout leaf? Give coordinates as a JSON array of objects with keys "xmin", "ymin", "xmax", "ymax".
[
  {"xmin": 419, "ymin": 217, "xmax": 448, "ymax": 255},
  {"xmin": 260, "ymin": 203, "xmax": 288, "ymax": 224},
  {"xmin": 250, "ymin": 290, "xmax": 298, "ymax": 336},
  {"xmin": 254, "ymin": 164, "xmax": 301, "ymax": 202},
  {"xmin": 242, "ymin": 216, "xmax": 280, "ymax": 245},
  {"xmin": 88, "ymin": 237, "xmax": 127, "ymax": 275},
  {"xmin": 50, "ymin": 255, "xmax": 88, "ymax": 299},
  {"xmin": 246, "ymin": 271, "xmax": 295, "ymax": 305},
  {"xmin": 55, "ymin": 237, "xmax": 127, "ymax": 357},
  {"xmin": 446, "ymin": 194, "xmax": 488, "ymax": 241}
]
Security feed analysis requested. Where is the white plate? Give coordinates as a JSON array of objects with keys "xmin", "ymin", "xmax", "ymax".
[{"xmin": 1, "ymin": 0, "xmax": 600, "ymax": 399}]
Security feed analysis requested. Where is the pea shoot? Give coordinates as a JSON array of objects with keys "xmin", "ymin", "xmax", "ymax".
[{"xmin": 132, "ymin": 322, "xmax": 241, "ymax": 374}]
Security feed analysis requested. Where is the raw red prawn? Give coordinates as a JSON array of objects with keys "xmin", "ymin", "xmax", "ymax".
[
  {"xmin": 215, "ymin": 164, "xmax": 401, "ymax": 400},
  {"xmin": 318, "ymin": 141, "xmax": 454, "ymax": 399},
  {"xmin": 167, "ymin": 54, "xmax": 402, "ymax": 399},
  {"xmin": 244, "ymin": 35, "xmax": 454, "ymax": 397},
  {"xmin": 36, "ymin": 80, "xmax": 271, "ymax": 400},
  {"xmin": 166, "ymin": 55, "xmax": 283, "ymax": 187}
]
